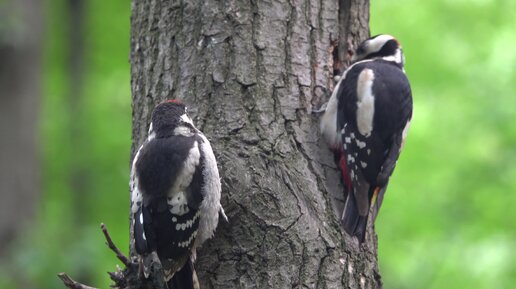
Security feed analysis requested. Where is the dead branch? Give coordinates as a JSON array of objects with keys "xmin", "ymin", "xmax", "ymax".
[
  {"xmin": 58, "ymin": 273, "xmax": 99, "ymax": 289},
  {"xmin": 58, "ymin": 223, "xmax": 138, "ymax": 289},
  {"xmin": 101, "ymin": 223, "xmax": 131, "ymax": 267}
]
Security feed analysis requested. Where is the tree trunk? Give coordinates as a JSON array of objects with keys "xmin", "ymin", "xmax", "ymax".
[
  {"xmin": 130, "ymin": 0, "xmax": 380, "ymax": 288},
  {"xmin": 0, "ymin": 0, "xmax": 42, "ymax": 256}
]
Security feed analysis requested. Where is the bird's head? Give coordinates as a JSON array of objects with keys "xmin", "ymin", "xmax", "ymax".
[
  {"xmin": 351, "ymin": 34, "xmax": 404, "ymax": 67},
  {"xmin": 150, "ymin": 100, "xmax": 195, "ymax": 138}
]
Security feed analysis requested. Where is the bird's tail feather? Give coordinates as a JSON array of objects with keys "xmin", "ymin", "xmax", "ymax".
[
  {"xmin": 341, "ymin": 192, "xmax": 369, "ymax": 242},
  {"xmin": 167, "ymin": 258, "xmax": 199, "ymax": 289}
]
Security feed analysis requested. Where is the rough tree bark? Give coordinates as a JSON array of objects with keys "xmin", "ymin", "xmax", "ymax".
[{"xmin": 129, "ymin": 0, "xmax": 378, "ymax": 288}]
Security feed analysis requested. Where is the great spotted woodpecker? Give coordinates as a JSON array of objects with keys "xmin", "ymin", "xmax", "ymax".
[
  {"xmin": 320, "ymin": 35, "xmax": 413, "ymax": 242},
  {"xmin": 130, "ymin": 100, "xmax": 227, "ymax": 289}
]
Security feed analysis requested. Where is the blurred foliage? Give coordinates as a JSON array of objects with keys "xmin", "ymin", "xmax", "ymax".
[
  {"xmin": 0, "ymin": 0, "xmax": 514, "ymax": 288},
  {"xmin": 371, "ymin": 0, "xmax": 516, "ymax": 288},
  {"xmin": 0, "ymin": 0, "xmax": 131, "ymax": 288}
]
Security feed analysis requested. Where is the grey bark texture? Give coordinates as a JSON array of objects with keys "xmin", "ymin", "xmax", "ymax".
[
  {"xmin": 0, "ymin": 0, "xmax": 42, "ymax": 256},
  {"xmin": 130, "ymin": 0, "xmax": 380, "ymax": 288}
]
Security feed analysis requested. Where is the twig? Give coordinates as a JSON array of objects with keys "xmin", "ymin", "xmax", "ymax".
[
  {"xmin": 100, "ymin": 223, "xmax": 131, "ymax": 267},
  {"xmin": 58, "ymin": 273, "xmax": 99, "ymax": 289},
  {"xmin": 108, "ymin": 270, "xmax": 124, "ymax": 284},
  {"xmin": 58, "ymin": 224, "xmax": 137, "ymax": 289}
]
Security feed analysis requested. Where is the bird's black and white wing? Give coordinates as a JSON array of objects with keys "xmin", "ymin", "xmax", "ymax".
[{"xmin": 336, "ymin": 60, "xmax": 412, "ymax": 241}]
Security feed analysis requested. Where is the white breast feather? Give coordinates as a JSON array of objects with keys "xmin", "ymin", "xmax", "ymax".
[{"xmin": 174, "ymin": 126, "xmax": 194, "ymax": 137}]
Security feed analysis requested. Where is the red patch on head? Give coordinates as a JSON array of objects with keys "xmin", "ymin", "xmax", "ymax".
[
  {"xmin": 166, "ymin": 99, "xmax": 183, "ymax": 104},
  {"xmin": 390, "ymin": 36, "xmax": 400, "ymax": 46}
]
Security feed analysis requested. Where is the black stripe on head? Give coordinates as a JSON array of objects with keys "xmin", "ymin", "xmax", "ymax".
[
  {"xmin": 355, "ymin": 35, "xmax": 383, "ymax": 56},
  {"xmin": 363, "ymin": 39, "xmax": 399, "ymax": 60}
]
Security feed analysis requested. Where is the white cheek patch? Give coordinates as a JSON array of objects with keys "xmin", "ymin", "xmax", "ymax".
[
  {"xmin": 180, "ymin": 114, "xmax": 194, "ymax": 125},
  {"xmin": 356, "ymin": 69, "xmax": 375, "ymax": 137},
  {"xmin": 382, "ymin": 48, "xmax": 404, "ymax": 66},
  {"xmin": 368, "ymin": 35, "xmax": 395, "ymax": 54},
  {"xmin": 174, "ymin": 126, "xmax": 194, "ymax": 137}
]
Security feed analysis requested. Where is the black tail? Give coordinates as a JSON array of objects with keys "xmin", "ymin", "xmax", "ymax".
[
  {"xmin": 167, "ymin": 259, "xmax": 198, "ymax": 289},
  {"xmin": 341, "ymin": 191, "xmax": 369, "ymax": 242}
]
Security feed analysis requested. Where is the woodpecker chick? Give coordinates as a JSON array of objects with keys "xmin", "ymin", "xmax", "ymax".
[
  {"xmin": 320, "ymin": 34, "xmax": 412, "ymax": 242},
  {"xmin": 130, "ymin": 100, "xmax": 227, "ymax": 289}
]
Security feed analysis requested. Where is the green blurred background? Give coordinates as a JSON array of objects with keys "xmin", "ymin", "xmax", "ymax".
[{"xmin": 0, "ymin": 0, "xmax": 514, "ymax": 288}]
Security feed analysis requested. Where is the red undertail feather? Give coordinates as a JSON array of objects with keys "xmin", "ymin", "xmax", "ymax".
[
  {"xmin": 371, "ymin": 187, "xmax": 381, "ymax": 207},
  {"xmin": 337, "ymin": 152, "xmax": 352, "ymax": 192}
]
